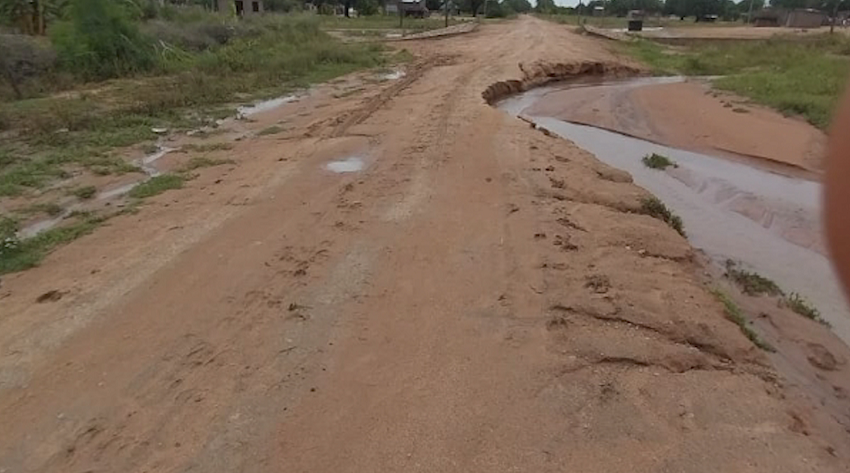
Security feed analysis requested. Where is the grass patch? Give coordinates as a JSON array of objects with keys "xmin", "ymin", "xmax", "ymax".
[
  {"xmin": 23, "ymin": 202, "xmax": 65, "ymax": 217},
  {"xmin": 0, "ymin": 15, "xmax": 387, "ymax": 201},
  {"xmin": 128, "ymin": 174, "xmax": 185, "ymax": 199},
  {"xmin": 784, "ymin": 292, "xmax": 829, "ymax": 327},
  {"xmin": 639, "ymin": 196, "xmax": 685, "ymax": 237},
  {"xmin": 712, "ymin": 288, "xmax": 775, "ymax": 352},
  {"xmin": 182, "ymin": 157, "xmax": 235, "ymax": 171},
  {"xmin": 257, "ymin": 125, "xmax": 285, "ymax": 136},
  {"xmin": 620, "ymin": 35, "xmax": 850, "ymax": 129},
  {"xmin": 641, "ymin": 153, "xmax": 677, "ymax": 170},
  {"xmin": 181, "ymin": 142, "xmax": 234, "ymax": 153},
  {"xmin": 70, "ymin": 185, "xmax": 97, "ymax": 200},
  {"xmin": 724, "ymin": 260, "xmax": 784, "ymax": 297},
  {"xmin": 0, "ymin": 212, "xmax": 105, "ymax": 275}
]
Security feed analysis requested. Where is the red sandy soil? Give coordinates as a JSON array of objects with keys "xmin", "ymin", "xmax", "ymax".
[{"xmin": 0, "ymin": 17, "xmax": 848, "ymax": 473}]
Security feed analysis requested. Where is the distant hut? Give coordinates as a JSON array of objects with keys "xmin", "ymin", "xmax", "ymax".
[{"xmin": 753, "ymin": 7, "xmax": 827, "ymax": 27}]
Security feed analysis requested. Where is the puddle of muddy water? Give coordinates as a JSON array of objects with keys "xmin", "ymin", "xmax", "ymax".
[
  {"xmin": 237, "ymin": 95, "xmax": 298, "ymax": 117},
  {"xmin": 498, "ymin": 82, "xmax": 850, "ymax": 344},
  {"xmin": 326, "ymin": 157, "xmax": 366, "ymax": 173}
]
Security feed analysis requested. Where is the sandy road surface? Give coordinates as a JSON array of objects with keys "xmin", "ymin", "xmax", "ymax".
[{"xmin": 1, "ymin": 17, "xmax": 848, "ymax": 472}]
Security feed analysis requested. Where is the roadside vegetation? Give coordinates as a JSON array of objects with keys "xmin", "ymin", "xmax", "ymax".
[
  {"xmin": 724, "ymin": 259, "xmax": 784, "ymax": 296},
  {"xmin": 724, "ymin": 260, "xmax": 830, "ymax": 326},
  {"xmin": 712, "ymin": 288, "xmax": 775, "ymax": 352},
  {"xmin": 0, "ymin": 211, "xmax": 107, "ymax": 274},
  {"xmin": 0, "ymin": 0, "xmax": 420, "ymax": 273},
  {"xmin": 639, "ymin": 196, "xmax": 685, "ymax": 237},
  {"xmin": 621, "ymin": 35, "xmax": 850, "ymax": 130},
  {"xmin": 641, "ymin": 153, "xmax": 677, "ymax": 169}
]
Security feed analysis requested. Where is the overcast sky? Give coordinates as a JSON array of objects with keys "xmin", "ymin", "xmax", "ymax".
[{"xmin": 550, "ymin": 0, "xmax": 584, "ymax": 8}]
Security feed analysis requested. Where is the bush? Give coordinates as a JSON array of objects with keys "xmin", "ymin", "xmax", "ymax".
[
  {"xmin": 640, "ymin": 196, "xmax": 685, "ymax": 237},
  {"xmin": 50, "ymin": 0, "xmax": 156, "ymax": 80},
  {"xmin": 356, "ymin": 0, "xmax": 380, "ymax": 15},
  {"xmin": 0, "ymin": 34, "xmax": 57, "ymax": 100},
  {"xmin": 641, "ymin": 153, "xmax": 677, "ymax": 170}
]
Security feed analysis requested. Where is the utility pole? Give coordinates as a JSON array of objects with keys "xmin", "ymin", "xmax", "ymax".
[
  {"xmin": 831, "ymin": 0, "xmax": 839, "ymax": 34},
  {"xmin": 399, "ymin": 0, "xmax": 403, "ymax": 31},
  {"xmin": 747, "ymin": 0, "xmax": 755, "ymax": 26},
  {"xmin": 445, "ymin": 0, "xmax": 449, "ymax": 27}
]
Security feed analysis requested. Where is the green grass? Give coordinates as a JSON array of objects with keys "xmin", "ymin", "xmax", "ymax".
[
  {"xmin": 180, "ymin": 142, "xmax": 234, "ymax": 153},
  {"xmin": 23, "ymin": 202, "xmax": 65, "ymax": 217},
  {"xmin": 128, "ymin": 174, "xmax": 185, "ymax": 199},
  {"xmin": 620, "ymin": 35, "xmax": 850, "ymax": 129},
  {"xmin": 724, "ymin": 260, "xmax": 784, "ymax": 297},
  {"xmin": 641, "ymin": 153, "xmax": 677, "ymax": 170},
  {"xmin": 182, "ymin": 156, "xmax": 235, "ymax": 171},
  {"xmin": 639, "ymin": 196, "xmax": 685, "ymax": 237},
  {"xmin": 712, "ymin": 289, "xmax": 775, "ymax": 352},
  {"xmin": 70, "ymin": 185, "xmax": 97, "ymax": 200},
  {"xmin": 257, "ymin": 125, "xmax": 285, "ymax": 136},
  {"xmin": 0, "ymin": 15, "xmax": 388, "ymax": 201},
  {"xmin": 785, "ymin": 292, "xmax": 830, "ymax": 327},
  {"xmin": 0, "ymin": 212, "xmax": 105, "ymax": 275}
]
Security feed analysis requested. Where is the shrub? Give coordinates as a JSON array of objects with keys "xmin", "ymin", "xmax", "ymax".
[
  {"xmin": 724, "ymin": 260, "xmax": 784, "ymax": 297},
  {"xmin": 784, "ymin": 292, "xmax": 829, "ymax": 326},
  {"xmin": 50, "ymin": 0, "xmax": 155, "ymax": 80},
  {"xmin": 639, "ymin": 196, "xmax": 685, "ymax": 237},
  {"xmin": 641, "ymin": 153, "xmax": 677, "ymax": 170},
  {"xmin": 356, "ymin": 0, "xmax": 380, "ymax": 15},
  {"xmin": 0, "ymin": 34, "xmax": 57, "ymax": 99}
]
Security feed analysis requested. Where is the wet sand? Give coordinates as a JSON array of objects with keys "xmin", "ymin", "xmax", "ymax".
[
  {"xmin": 500, "ymin": 83, "xmax": 850, "ymax": 344},
  {"xmin": 525, "ymin": 79, "xmax": 826, "ymax": 175}
]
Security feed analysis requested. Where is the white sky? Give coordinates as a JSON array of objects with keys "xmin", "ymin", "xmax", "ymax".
[{"xmin": 551, "ymin": 0, "xmax": 582, "ymax": 7}]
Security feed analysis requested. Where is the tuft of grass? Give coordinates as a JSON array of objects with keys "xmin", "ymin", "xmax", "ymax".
[
  {"xmin": 70, "ymin": 185, "xmax": 97, "ymax": 200},
  {"xmin": 639, "ymin": 196, "xmax": 685, "ymax": 237},
  {"xmin": 22, "ymin": 202, "xmax": 65, "ymax": 217},
  {"xmin": 724, "ymin": 260, "xmax": 784, "ymax": 297},
  {"xmin": 642, "ymin": 153, "xmax": 677, "ymax": 170},
  {"xmin": 182, "ymin": 156, "xmax": 235, "ymax": 171},
  {"xmin": 712, "ymin": 289, "xmax": 775, "ymax": 352},
  {"xmin": 257, "ymin": 125, "xmax": 284, "ymax": 136},
  {"xmin": 128, "ymin": 174, "xmax": 185, "ymax": 199},
  {"xmin": 180, "ymin": 142, "xmax": 233, "ymax": 153},
  {"xmin": 140, "ymin": 143, "xmax": 160, "ymax": 155},
  {"xmin": 784, "ymin": 292, "xmax": 830, "ymax": 327},
  {"xmin": 0, "ymin": 212, "xmax": 105, "ymax": 275}
]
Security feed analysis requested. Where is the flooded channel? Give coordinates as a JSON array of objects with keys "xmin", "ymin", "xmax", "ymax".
[{"xmin": 498, "ymin": 81, "xmax": 850, "ymax": 343}]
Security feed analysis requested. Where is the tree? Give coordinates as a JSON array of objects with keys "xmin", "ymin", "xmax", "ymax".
[
  {"xmin": 50, "ymin": 0, "xmax": 154, "ymax": 79},
  {"xmin": 535, "ymin": 0, "xmax": 555, "ymax": 12},
  {"xmin": 458, "ymin": 0, "xmax": 485, "ymax": 16},
  {"xmin": 356, "ymin": 0, "xmax": 379, "ymax": 14},
  {"xmin": 0, "ymin": 0, "xmax": 66, "ymax": 35},
  {"xmin": 505, "ymin": 0, "xmax": 532, "ymax": 12}
]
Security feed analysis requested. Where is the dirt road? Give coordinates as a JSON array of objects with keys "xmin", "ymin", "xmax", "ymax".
[{"xmin": 0, "ymin": 17, "xmax": 847, "ymax": 472}]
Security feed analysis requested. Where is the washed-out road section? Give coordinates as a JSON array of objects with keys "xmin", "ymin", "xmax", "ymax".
[{"xmin": 0, "ymin": 16, "xmax": 847, "ymax": 473}]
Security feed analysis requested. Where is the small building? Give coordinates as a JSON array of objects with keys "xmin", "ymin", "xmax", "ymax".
[
  {"xmin": 592, "ymin": 5, "xmax": 604, "ymax": 16},
  {"xmin": 217, "ymin": 0, "xmax": 264, "ymax": 16},
  {"xmin": 386, "ymin": 0, "xmax": 429, "ymax": 17},
  {"xmin": 753, "ymin": 7, "xmax": 827, "ymax": 27},
  {"xmin": 785, "ymin": 8, "xmax": 827, "ymax": 27}
]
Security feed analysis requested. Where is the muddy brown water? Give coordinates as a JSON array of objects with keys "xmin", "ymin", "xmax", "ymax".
[{"xmin": 498, "ymin": 80, "xmax": 850, "ymax": 344}]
